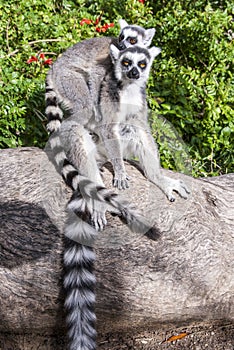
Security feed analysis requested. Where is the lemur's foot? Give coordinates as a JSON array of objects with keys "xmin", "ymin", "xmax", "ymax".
[
  {"xmin": 165, "ymin": 179, "xmax": 190, "ymax": 202},
  {"xmin": 67, "ymin": 194, "xmax": 108, "ymax": 231},
  {"xmin": 113, "ymin": 173, "xmax": 130, "ymax": 190},
  {"xmin": 91, "ymin": 202, "xmax": 107, "ymax": 231}
]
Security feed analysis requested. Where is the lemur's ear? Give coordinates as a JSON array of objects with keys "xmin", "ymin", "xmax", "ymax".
[
  {"xmin": 118, "ymin": 19, "xmax": 129, "ymax": 29},
  {"xmin": 149, "ymin": 46, "xmax": 161, "ymax": 60},
  {"xmin": 143, "ymin": 28, "xmax": 156, "ymax": 47},
  {"xmin": 110, "ymin": 44, "xmax": 120, "ymax": 61}
]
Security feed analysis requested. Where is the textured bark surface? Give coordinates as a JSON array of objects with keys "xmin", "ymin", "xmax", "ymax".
[{"xmin": 0, "ymin": 147, "xmax": 233, "ymax": 349}]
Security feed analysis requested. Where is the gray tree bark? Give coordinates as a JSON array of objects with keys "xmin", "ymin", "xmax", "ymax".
[{"xmin": 0, "ymin": 147, "xmax": 233, "ymax": 349}]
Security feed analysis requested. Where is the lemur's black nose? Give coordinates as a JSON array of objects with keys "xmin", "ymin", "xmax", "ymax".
[
  {"xmin": 118, "ymin": 42, "xmax": 126, "ymax": 50},
  {"xmin": 127, "ymin": 67, "xmax": 140, "ymax": 79}
]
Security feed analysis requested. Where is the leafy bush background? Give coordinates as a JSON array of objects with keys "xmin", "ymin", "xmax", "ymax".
[{"xmin": 0, "ymin": 0, "xmax": 233, "ymax": 176}]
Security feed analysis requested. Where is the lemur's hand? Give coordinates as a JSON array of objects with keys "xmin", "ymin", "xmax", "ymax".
[{"xmin": 113, "ymin": 172, "xmax": 130, "ymax": 190}]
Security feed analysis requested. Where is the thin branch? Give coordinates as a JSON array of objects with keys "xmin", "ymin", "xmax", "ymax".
[
  {"xmin": 25, "ymin": 38, "xmax": 66, "ymax": 45},
  {"xmin": 0, "ymin": 38, "xmax": 66, "ymax": 59},
  {"xmin": 36, "ymin": 50, "xmax": 58, "ymax": 56}
]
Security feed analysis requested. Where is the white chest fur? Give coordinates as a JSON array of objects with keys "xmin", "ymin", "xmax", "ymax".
[{"xmin": 118, "ymin": 83, "xmax": 143, "ymax": 121}]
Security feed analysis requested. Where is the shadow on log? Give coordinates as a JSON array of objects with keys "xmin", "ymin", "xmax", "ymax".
[{"xmin": 0, "ymin": 147, "xmax": 233, "ymax": 349}]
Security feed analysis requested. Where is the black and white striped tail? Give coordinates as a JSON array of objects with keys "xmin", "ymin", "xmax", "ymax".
[
  {"xmin": 64, "ymin": 230, "xmax": 97, "ymax": 350},
  {"xmin": 45, "ymin": 76, "xmax": 63, "ymax": 134},
  {"xmin": 64, "ymin": 245, "xmax": 96, "ymax": 350}
]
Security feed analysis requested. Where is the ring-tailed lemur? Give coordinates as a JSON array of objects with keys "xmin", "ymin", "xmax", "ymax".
[{"xmin": 54, "ymin": 44, "xmax": 190, "ymax": 350}]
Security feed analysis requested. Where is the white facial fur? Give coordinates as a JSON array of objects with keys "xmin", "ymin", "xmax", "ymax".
[
  {"xmin": 110, "ymin": 45, "xmax": 161, "ymax": 83},
  {"xmin": 118, "ymin": 19, "xmax": 156, "ymax": 49}
]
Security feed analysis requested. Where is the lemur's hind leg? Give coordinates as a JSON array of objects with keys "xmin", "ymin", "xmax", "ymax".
[
  {"xmin": 122, "ymin": 126, "xmax": 190, "ymax": 202},
  {"xmin": 60, "ymin": 119, "xmax": 108, "ymax": 230}
]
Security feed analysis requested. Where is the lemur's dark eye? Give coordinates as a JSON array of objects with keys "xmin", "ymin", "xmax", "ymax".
[
  {"xmin": 128, "ymin": 37, "xmax": 137, "ymax": 45},
  {"xmin": 119, "ymin": 33, "xmax": 124, "ymax": 42},
  {"xmin": 122, "ymin": 60, "xmax": 131, "ymax": 67},
  {"xmin": 138, "ymin": 61, "xmax": 147, "ymax": 69}
]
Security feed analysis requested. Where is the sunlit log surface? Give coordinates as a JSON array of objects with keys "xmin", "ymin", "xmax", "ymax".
[{"xmin": 0, "ymin": 147, "xmax": 233, "ymax": 349}]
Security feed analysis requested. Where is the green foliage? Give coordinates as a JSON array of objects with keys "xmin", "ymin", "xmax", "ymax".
[
  {"xmin": 0, "ymin": 0, "xmax": 233, "ymax": 176},
  {"xmin": 148, "ymin": 1, "xmax": 234, "ymax": 176}
]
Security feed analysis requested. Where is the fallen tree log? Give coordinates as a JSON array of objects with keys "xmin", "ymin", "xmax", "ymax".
[{"xmin": 0, "ymin": 147, "xmax": 233, "ymax": 348}]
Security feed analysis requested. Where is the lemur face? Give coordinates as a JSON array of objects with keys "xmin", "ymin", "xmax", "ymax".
[
  {"xmin": 119, "ymin": 49, "xmax": 150, "ymax": 81},
  {"xmin": 118, "ymin": 19, "xmax": 156, "ymax": 50},
  {"xmin": 118, "ymin": 28, "xmax": 143, "ymax": 50},
  {"xmin": 110, "ymin": 45, "xmax": 161, "ymax": 83}
]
